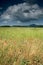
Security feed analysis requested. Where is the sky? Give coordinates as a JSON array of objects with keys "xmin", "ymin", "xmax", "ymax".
[{"xmin": 0, "ymin": 0, "xmax": 43, "ymax": 26}]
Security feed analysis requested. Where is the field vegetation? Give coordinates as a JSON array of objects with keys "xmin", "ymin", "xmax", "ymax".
[{"xmin": 0, "ymin": 27, "xmax": 43, "ymax": 65}]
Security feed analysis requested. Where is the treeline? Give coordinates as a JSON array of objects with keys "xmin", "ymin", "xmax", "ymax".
[{"xmin": 0, "ymin": 24, "xmax": 43, "ymax": 27}]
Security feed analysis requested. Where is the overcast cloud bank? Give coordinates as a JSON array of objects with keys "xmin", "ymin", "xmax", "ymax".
[{"xmin": 0, "ymin": 2, "xmax": 43, "ymax": 24}]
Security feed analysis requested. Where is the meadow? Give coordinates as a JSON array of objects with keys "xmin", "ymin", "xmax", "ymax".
[{"xmin": 0, "ymin": 27, "xmax": 43, "ymax": 65}]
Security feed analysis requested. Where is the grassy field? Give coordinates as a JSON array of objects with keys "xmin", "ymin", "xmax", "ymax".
[{"xmin": 0, "ymin": 27, "xmax": 43, "ymax": 65}]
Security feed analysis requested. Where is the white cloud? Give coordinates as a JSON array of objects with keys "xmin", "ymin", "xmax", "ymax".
[
  {"xmin": 0, "ymin": 3, "xmax": 43, "ymax": 23},
  {"xmin": 1, "ymin": 14, "xmax": 10, "ymax": 20}
]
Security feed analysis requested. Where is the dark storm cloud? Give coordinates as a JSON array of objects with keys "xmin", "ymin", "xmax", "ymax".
[
  {"xmin": 0, "ymin": 3, "xmax": 43, "ymax": 23},
  {"xmin": 0, "ymin": 0, "xmax": 43, "ymax": 26},
  {"xmin": 0, "ymin": 0, "xmax": 43, "ymax": 15}
]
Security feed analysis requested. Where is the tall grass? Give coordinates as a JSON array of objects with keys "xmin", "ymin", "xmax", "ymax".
[{"xmin": 0, "ymin": 27, "xmax": 43, "ymax": 65}]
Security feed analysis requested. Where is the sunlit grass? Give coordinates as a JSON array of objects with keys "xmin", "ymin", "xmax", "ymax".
[{"xmin": 0, "ymin": 27, "xmax": 43, "ymax": 65}]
